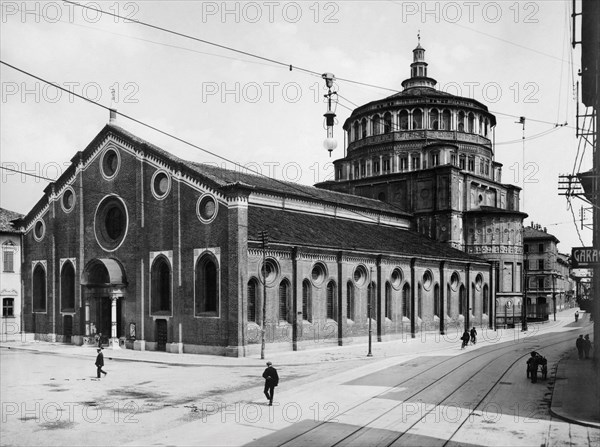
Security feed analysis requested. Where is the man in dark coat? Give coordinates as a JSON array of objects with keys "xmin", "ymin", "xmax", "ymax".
[
  {"xmin": 461, "ymin": 330, "xmax": 470, "ymax": 349},
  {"xmin": 583, "ymin": 334, "xmax": 592, "ymax": 359},
  {"xmin": 95, "ymin": 348, "xmax": 107, "ymax": 378},
  {"xmin": 576, "ymin": 335, "xmax": 584, "ymax": 360},
  {"xmin": 262, "ymin": 361, "xmax": 279, "ymax": 406}
]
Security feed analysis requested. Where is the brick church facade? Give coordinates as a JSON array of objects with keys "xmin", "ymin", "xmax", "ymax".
[
  {"xmin": 13, "ymin": 41, "xmax": 525, "ymax": 356},
  {"xmin": 15, "ymin": 121, "xmax": 494, "ymax": 356}
]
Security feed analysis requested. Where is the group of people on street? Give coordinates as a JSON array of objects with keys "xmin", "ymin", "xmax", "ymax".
[
  {"xmin": 461, "ymin": 327, "xmax": 477, "ymax": 349},
  {"xmin": 576, "ymin": 334, "xmax": 592, "ymax": 360}
]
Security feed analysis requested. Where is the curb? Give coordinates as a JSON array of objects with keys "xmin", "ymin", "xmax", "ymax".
[{"xmin": 549, "ymin": 354, "xmax": 600, "ymax": 429}]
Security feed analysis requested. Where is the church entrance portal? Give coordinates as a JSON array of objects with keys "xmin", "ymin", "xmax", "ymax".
[{"xmin": 81, "ymin": 258, "xmax": 127, "ymax": 348}]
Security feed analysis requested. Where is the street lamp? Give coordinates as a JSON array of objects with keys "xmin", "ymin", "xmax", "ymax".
[{"xmin": 367, "ymin": 266, "xmax": 373, "ymax": 357}]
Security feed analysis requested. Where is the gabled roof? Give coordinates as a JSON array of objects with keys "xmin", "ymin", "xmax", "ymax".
[
  {"xmin": 19, "ymin": 124, "xmax": 413, "ymax": 226},
  {"xmin": 0, "ymin": 208, "xmax": 23, "ymax": 233},
  {"xmin": 248, "ymin": 207, "xmax": 486, "ymax": 263}
]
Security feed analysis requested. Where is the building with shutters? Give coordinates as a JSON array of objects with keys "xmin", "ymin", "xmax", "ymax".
[
  {"xmin": 523, "ymin": 223, "xmax": 575, "ymax": 321},
  {"xmin": 1, "ymin": 207, "xmax": 23, "ymax": 339}
]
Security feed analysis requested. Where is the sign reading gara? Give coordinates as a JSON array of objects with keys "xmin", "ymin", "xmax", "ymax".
[{"xmin": 571, "ymin": 247, "xmax": 600, "ymax": 268}]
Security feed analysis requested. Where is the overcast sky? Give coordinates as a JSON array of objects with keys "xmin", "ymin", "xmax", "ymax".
[{"xmin": 0, "ymin": 0, "xmax": 593, "ymax": 253}]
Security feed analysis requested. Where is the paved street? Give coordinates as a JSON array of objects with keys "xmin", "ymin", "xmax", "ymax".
[{"xmin": 1, "ymin": 309, "xmax": 598, "ymax": 446}]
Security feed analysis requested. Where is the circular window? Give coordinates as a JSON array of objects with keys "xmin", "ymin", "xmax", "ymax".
[
  {"xmin": 33, "ymin": 219, "xmax": 45, "ymax": 241},
  {"xmin": 422, "ymin": 270, "xmax": 433, "ymax": 291},
  {"xmin": 311, "ymin": 262, "xmax": 327, "ymax": 286},
  {"xmin": 197, "ymin": 194, "xmax": 218, "ymax": 223},
  {"xmin": 353, "ymin": 265, "xmax": 368, "ymax": 287},
  {"xmin": 259, "ymin": 258, "xmax": 279, "ymax": 285},
  {"xmin": 391, "ymin": 268, "xmax": 403, "ymax": 290},
  {"xmin": 152, "ymin": 171, "xmax": 170, "ymax": 199},
  {"xmin": 101, "ymin": 148, "xmax": 120, "ymax": 179},
  {"xmin": 450, "ymin": 272, "xmax": 460, "ymax": 291},
  {"xmin": 94, "ymin": 196, "xmax": 128, "ymax": 251},
  {"xmin": 61, "ymin": 188, "xmax": 75, "ymax": 213}
]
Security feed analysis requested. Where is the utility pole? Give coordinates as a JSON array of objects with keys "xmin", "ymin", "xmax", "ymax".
[
  {"xmin": 259, "ymin": 230, "xmax": 269, "ymax": 360},
  {"xmin": 367, "ymin": 266, "xmax": 373, "ymax": 357},
  {"xmin": 522, "ymin": 254, "xmax": 528, "ymax": 331}
]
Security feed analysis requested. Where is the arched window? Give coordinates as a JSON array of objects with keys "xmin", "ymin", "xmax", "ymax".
[
  {"xmin": 458, "ymin": 111, "xmax": 465, "ymax": 132},
  {"xmin": 347, "ymin": 281, "xmax": 354, "ymax": 321},
  {"xmin": 61, "ymin": 261, "xmax": 75, "ymax": 311},
  {"xmin": 413, "ymin": 109, "xmax": 423, "ymax": 129},
  {"xmin": 151, "ymin": 256, "xmax": 171, "ymax": 313},
  {"xmin": 383, "ymin": 112, "xmax": 392, "ymax": 133},
  {"xmin": 429, "ymin": 109, "xmax": 439, "ymax": 130},
  {"xmin": 434, "ymin": 284, "xmax": 440, "ymax": 317},
  {"xmin": 248, "ymin": 279, "xmax": 258, "ymax": 323},
  {"xmin": 402, "ymin": 283, "xmax": 410, "ymax": 318},
  {"xmin": 483, "ymin": 284, "xmax": 489, "ymax": 315},
  {"xmin": 447, "ymin": 284, "xmax": 452, "ymax": 316},
  {"xmin": 353, "ymin": 121, "xmax": 359, "ymax": 141},
  {"xmin": 399, "ymin": 110, "xmax": 409, "ymax": 130},
  {"xmin": 361, "ymin": 118, "xmax": 367, "ymax": 139},
  {"xmin": 195, "ymin": 254, "xmax": 219, "ymax": 315},
  {"xmin": 471, "ymin": 283, "xmax": 476, "ymax": 314},
  {"xmin": 385, "ymin": 282, "xmax": 392, "ymax": 320},
  {"xmin": 442, "ymin": 109, "xmax": 451, "ymax": 130},
  {"xmin": 459, "ymin": 285, "xmax": 465, "ymax": 315},
  {"xmin": 33, "ymin": 264, "xmax": 46, "ymax": 312},
  {"xmin": 302, "ymin": 279, "xmax": 312, "ymax": 322},
  {"xmin": 279, "ymin": 279, "xmax": 290, "ymax": 323},
  {"xmin": 372, "ymin": 115, "xmax": 380, "ymax": 136},
  {"xmin": 326, "ymin": 281, "xmax": 336, "ymax": 320},
  {"xmin": 468, "ymin": 113, "xmax": 475, "ymax": 133}
]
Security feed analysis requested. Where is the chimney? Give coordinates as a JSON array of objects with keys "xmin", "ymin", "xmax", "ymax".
[
  {"xmin": 544, "ymin": 227, "xmax": 547, "ymax": 233},
  {"xmin": 109, "ymin": 108, "xmax": 117, "ymax": 124}
]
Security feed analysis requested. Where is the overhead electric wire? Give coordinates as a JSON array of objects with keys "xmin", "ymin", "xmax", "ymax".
[
  {"xmin": 57, "ymin": 0, "xmax": 575, "ymax": 131},
  {"xmin": 1, "ymin": 60, "xmax": 420, "ymax": 228}
]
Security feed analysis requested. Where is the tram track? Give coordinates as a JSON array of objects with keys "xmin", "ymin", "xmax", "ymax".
[{"xmin": 276, "ymin": 330, "xmax": 575, "ymax": 447}]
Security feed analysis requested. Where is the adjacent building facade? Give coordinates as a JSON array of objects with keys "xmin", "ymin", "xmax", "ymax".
[
  {"xmin": 1, "ymin": 207, "xmax": 23, "ymax": 339},
  {"xmin": 316, "ymin": 41, "xmax": 527, "ymax": 327},
  {"xmin": 523, "ymin": 223, "xmax": 575, "ymax": 320}
]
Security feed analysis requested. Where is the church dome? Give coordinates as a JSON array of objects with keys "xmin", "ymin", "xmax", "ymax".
[{"xmin": 340, "ymin": 39, "xmax": 497, "ymax": 176}]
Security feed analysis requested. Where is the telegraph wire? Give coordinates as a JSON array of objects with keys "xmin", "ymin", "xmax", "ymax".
[
  {"xmin": 57, "ymin": 0, "xmax": 573, "ymax": 130},
  {"xmin": 0, "ymin": 60, "xmax": 416, "ymax": 228}
]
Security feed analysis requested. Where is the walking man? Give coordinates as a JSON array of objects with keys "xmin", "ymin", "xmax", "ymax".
[
  {"xmin": 470, "ymin": 327, "xmax": 477, "ymax": 345},
  {"xmin": 461, "ymin": 330, "xmax": 470, "ymax": 349},
  {"xmin": 262, "ymin": 361, "xmax": 279, "ymax": 406},
  {"xmin": 583, "ymin": 334, "xmax": 592, "ymax": 359},
  {"xmin": 576, "ymin": 335, "xmax": 584, "ymax": 360},
  {"xmin": 95, "ymin": 348, "xmax": 107, "ymax": 378}
]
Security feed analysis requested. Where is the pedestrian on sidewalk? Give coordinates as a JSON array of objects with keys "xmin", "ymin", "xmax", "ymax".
[
  {"xmin": 95, "ymin": 348, "xmax": 107, "ymax": 378},
  {"xmin": 461, "ymin": 330, "xmax": 470, "ymax": 349},
  {"xmin": 262, "ymin": 361, "xmax": 279, "ymax": 406},
  {"xmin": 575, "ymin": 311, "xmax": 579, "ymax": 322},
  {"xmin": 576, "ymin": 335, "xmax": 584, "ymax": 360},
  {"xmin": 583, "ymin": 334, "xmax": 592, "ymax": 359},
  {"xmin": 470, "ymin": 327, "xmax": 477, "ymax": 345}
]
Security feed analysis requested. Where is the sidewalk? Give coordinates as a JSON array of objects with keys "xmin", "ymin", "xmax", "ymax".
[{"xmin": 550, "ymin": 316, "xmax": 599, "ymax": 428}]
